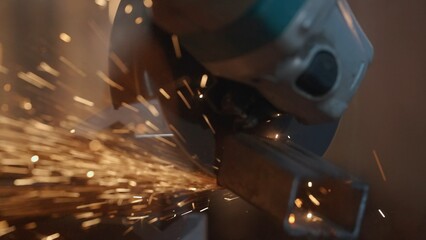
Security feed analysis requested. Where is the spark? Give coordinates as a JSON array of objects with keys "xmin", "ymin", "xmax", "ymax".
[
  {"xmin": 73, "ymin": 96, "xmax": 94, "ymax": 107},
  {"xmin": 224, "ymin": 196, "xmax": 239, "ymax": 201},
  {"xmin": 88, "ymin": 20, "xmax": 108, "ymax": 46},
  {"xmin": 202, "ymin": 114, "xmax": 215, "ymax": 134},
  {"xmin": 38, "ymin": 62, "xmax": 60, "ymax": 77},
  {"xmin": 378, "ymin": 209, "xmax": 386, "ymax": 218},
  {"xmin": 24, "ymin": 222, "xmax": 37, "ymax": 230},
  {"xmin": 147, "ymin": 217, "xmax": 158, "ymax": 224},
  {"xmin": 373, "ymin": 150, "xmax": 387, "ymax": 182},
  {"xmin": 123, "ymin": 226, "xmax": 134, "ymax": 236},
  {"xmin": 42, "ymin": 233, "xmax": 60, "ymax": 240},
  {"xmin": 17, "ymin": 72, "xmax": 56, "ymax": 90},
  {"xmin": 307, "ymin": 212, "xmax": 313, "ymax": 219},
  {"xmin": 109, "ymin": 52, "xmax": 129, "ymax": 74},
  {"xmin": 86, "ymin": 171, "xmax": 95, "ymax": 178},
  {"xmin": 95, "ymin": 0, "xmax": 107, "ymax": 7},
  {"xmin": 121, "ymin": 102, "xmax": 139, "ymax": 112},
  {"xmin": 181, "ymin": 210, "xmax": 193, "ymax": 216},
  {"xmin": 294, "ymin": 198, "xmax": 303, "ymax": 208},
  {"xmin": 143, "ymin": 0, "xmax": 153, "ymax": 8},
  {"xmin": 145, "ymin": 120, "xmax": 159, "ymax": 131},
  {"xmin": 308, "ymin": 194, "xmax": 320, "ymax": 206},
  {"xmin": 59, "ymin": 33, "xmax": 72, "ymax": 43},
  {"xmin": 288, "ymin": 213, "xmax": 296, "ymax": 224},
  {"xmin": 22, "ymin": 101, "xmax": 32, "ymax": 110},
  {"xmin": 171, "ymin": 34, "xmax": 182, "ymax": 58},
  {"xmin": 82, "ymin": 218, "xmax": 101, "ymax": 228},
  {"xmin": 155, "ymin": 136, "xmax": 177, "ymax": 148},
  {"xmin": 136, "ymin": 95, "xmax": 160, "ymax": 117},
  {"xmin": 0, "ymin": 65, "xmax": 8, "ymax": 74},
  {"xmin": 75, "ymin": 212, "xmax": 95, "ymax": 219},
  {"xmin": 308, "ymin": 181, "xmax": 313, "ymax": 188},
  {"xmin": 127, "ymin": 215, "xmax": 149, "ymax": 221},
  {"xmin": 14, "ymin": 178, "xmax": 35, "ymax": 186},
  {"xmin": 200, "ymin": 207, "xmax": 208, "ymax": 212},
  {"xmin": 59, "ymin": 56, "xmax": 87, "ymax": 77},
  {"xmin": 168, "ymin": 124, "xmax": 186, "ymax": 143},
  {"xmin": 135, "ymin": 17, "xmax": 143, "ymax": 24},
  {"xmin": 97, "ymin": 70, "xmax": 124, "ymax": 91},
  {"xmin": 31, "ymin": 155, "xmax": 40, "ymax": 163},
  {"xmin": 77, "ymin": 202, "xmax": 107, "ymax": 209},
  {"xmin": 70, "ymin": 129, "xmax": 76, "ymax": 134},
  {"xmin": 159, "ymin": 88, "xmax": 171, "ymax": 99},
  {"xmin": 0, "ymin": 221, "xmax": 15, "ymax": 237},
  {"xmin": 182, "ymin": 79, "xmax": 194, "ymax": 96},
  {"xmin": 124, "ymin": 4, "xmax": 133, "ymax": 14},
  {"xmin": 200, "ymin": 74, "xmax": 208, "ymax": 88},
  {"xmin": 3, "ymin": 83, "xmax": 11, "ymax": 92}
]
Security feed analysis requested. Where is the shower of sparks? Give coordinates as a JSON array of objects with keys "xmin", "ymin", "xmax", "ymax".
[
  {"xmin": 0, "ymin": 3, "xmax": 220, "ymax": 238},
  {"xmin": 372, "ymin": 149, "xmax": 387, "ymax": 182},
  {"xmin": 0, "ymin": 113, "xmax": 217, "ymax": 233}
]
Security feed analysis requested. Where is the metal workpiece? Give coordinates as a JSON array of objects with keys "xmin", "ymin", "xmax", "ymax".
[{"xmin": 218, "ymin": 134, "xmax": 368, "ymax": 239}]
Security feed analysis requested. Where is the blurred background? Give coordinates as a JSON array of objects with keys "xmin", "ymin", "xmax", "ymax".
[{"xmin": 0, "ymin": 0, "xmax": 425, "ymax": 239}]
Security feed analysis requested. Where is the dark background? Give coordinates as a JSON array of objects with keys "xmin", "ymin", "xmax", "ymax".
[{"xmin": 326, "ymin": 0, "xmax": 426, "ymax": 239}]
